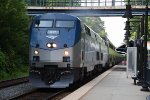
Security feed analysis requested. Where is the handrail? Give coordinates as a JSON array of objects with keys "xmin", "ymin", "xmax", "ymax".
[{"xmin": 24, "ymin": 0, "xmax": 150, "ymax": 7}]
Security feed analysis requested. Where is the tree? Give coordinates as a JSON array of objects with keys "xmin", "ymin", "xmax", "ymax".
[
  {"xmin": 0, "ymin": 0, "xmax": 29, "ymax": 71},
  {"xmin": 129, "ymin": 16, "xmax": 150, "ymax": 41},
  {"xmin": 129, "ymin": 0, "xmax": 147, "ymax": 5},
  {"xmin": 126, "ymin": 0, "xmax": 150, "ymax": 41},
  {"xmin": 79, "ymin": 17, "xmax": 107, "ymax": 37}
]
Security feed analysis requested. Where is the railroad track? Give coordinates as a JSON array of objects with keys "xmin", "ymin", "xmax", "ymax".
[
  {"xmin": 11, "ymin": 89, "xmax": 68, "ymax": 100},
  {"xmin": 8, "ymin": 71, "xmax": 102, "ymax": 100},
  {"xmin": 8, "ymin": 66, "xmax": 112, "ymax": 100},
  {"xmin": 0, "ymin": 77, "xmax": 29, "ymax": 89}
]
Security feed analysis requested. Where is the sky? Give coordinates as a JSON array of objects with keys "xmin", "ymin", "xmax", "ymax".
[{"xmin": 100, "ymin": 17, "xmax": 127, "ymax": 47}]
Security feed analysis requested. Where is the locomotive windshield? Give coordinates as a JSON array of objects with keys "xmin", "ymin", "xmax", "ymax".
[
  {"xmin": 34, "ymin": 20, "xmax": 53, "ymax": 27},
  {"xmin": 56, "ymin": 20, "xmax": 75, "ymax": 28}
]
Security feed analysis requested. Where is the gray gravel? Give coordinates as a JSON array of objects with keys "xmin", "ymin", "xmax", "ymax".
[{"xmin": 0, "ymin": 82, "xmax": 36, "ymax": 100}]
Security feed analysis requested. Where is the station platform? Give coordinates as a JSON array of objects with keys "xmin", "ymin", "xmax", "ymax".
[{"xmin": 62, "ymin": 65, "xmax": 150, "ymax": 100}]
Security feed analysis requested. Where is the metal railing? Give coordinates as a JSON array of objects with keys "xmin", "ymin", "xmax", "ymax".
[{"xmin": 24, "ymin": 0, "xmax": 150, "ymax": 7}]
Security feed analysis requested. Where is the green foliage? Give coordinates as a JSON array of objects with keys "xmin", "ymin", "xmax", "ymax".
[
  {"xmin": 127, "ymin": 1, "xmax": 150, "ymax": 41},
  {"xmin": 0, "ymin": 66, "xmax": 29, "ymax": 81},
  {"xmin": 0, "ymin": 0, "xmax": 29, "ymax": 80},
  {"xmin": 0, "ymin": 51, "xmax": 8, "ymax": 69},
  {"xmin": 124, "ymin": 0, "xmax": 147, "ymax": 5},
  {"xmin": 79, "ymin": 17, "xmax": 107, "ymax": 37},
  {"xmin": 130, "ymin": 16, "xmax": 150, "ymax": 41}
]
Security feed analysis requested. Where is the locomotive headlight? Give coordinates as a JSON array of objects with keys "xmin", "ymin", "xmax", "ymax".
[
  {"xmin": 47, "ymin": 43, "xmax": 51, "ymax": 48},
  {"xmin": 34, "ymin": 50, "xmax": 39, "ymax": 55},
  {"xmin": 64, "ymin": 51, "xmax": 69, "ymax": 56},
  {"xmin": 53, "ymin": 43, "xmax": 57, "ymax": 48}
]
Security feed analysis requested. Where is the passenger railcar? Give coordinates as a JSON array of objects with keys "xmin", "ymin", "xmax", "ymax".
[{"xmin": 29, "ymin": 13, "xmax": 122, "ymax": 88}]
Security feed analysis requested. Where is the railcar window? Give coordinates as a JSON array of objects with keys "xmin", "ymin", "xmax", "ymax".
[
  {"xmin": 56, "ymin": 21, "xmax": 75, "ymax": 28},
  {"xmin": 84, "ymin": 25, "xmax": 91, "ymax": 36},
  {"xmin": 148, "ymin": 50, "xmax": 150, "ymax": 68},
  {"xmin": 101, "ymin": 53, "xmax": 103, "ymax": 60},
  {"xmin": 105, "ymin": 42, "xmax": 107, "ymax": 46},
  {"xmin": 148, "ymin": 50, "xmax": 150, "ymax": 54},
  {"xmin": 82, "ymin": 51, "xmax": 84, "ymax": 60},
  {"xmin": 35, "ymin": 20, "xmax": 53, "ymax": 27},
  {"xmin": 95, "ymin": 35, "xmax": 97, "ymax": 40},
  {"xmin": 96, "ymin": 52, "xmax": 100, "ymax": 60}
]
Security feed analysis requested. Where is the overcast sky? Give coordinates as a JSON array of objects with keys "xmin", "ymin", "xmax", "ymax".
[{"xmin": 101, "ymin": 17, "xmax": 127, "ymax": 47}]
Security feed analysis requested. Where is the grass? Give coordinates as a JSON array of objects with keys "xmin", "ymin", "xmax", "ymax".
[{"xmin": 0, "ymin": 66, "xmax": 29, "ymax": 82}]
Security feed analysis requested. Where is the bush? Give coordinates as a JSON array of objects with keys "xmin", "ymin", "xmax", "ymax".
[
  {"xmin": 0, "ymin": 51, "xmax": 8, "ymax": 69},
  {"xmin": 0, "ymin": 0, "xmax": 29, "ymax": 81}
]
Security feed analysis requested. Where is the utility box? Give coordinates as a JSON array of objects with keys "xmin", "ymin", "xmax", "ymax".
[{"xmin": 127, "ymin": 47, "xmax": 137, "ymax": 78}]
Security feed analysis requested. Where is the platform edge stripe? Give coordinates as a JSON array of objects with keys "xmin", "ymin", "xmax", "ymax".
[{"xmin": 61, "ymin": 65, "xmax": 117, "ymax": 100}]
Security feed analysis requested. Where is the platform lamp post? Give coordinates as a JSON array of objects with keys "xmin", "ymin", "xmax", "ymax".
[
  {"xmin": 124, "ymin": 22, "xmax": 132, "ymax": 47},
  {"xmin": 141, "ymin": 0, "xmax": 149, "ymax": 92},
  {"xmin": 122, "ymin": 0, "xmax": 133, "ymax": 47},
  {"xmin": 137, "ymin": 15, "xmax": 145, "ymax": 86},
  {"xmin": 129, "ymin": 16, "xmax": 145, "ymax": 85},
  {"xmin": 126, "ymin": 18, "xmax": 144, "ymax": 85},
  {"xmin": 122, "ymin": 0, "xmax": 132, "ymax": 80}
]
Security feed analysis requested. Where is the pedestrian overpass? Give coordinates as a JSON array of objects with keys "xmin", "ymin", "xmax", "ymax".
[{"xmin": 25, "ymin": 0, "xmax": 150, "ymax": 16}]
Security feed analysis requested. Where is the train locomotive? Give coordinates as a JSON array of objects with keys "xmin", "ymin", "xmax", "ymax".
[{"xmin": 29, "ymin": 13, "xmax": 122, "ymax": 88}]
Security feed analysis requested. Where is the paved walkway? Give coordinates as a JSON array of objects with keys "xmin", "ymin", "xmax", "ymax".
[{"xmin": 62, "ymin": 65, "xmax": 150, "ymax": 100}]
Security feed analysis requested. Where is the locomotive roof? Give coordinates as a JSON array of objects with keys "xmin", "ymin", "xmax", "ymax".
[{"xmin": 35, "ymin": 13, "xmax": 78, "ymax": 20}]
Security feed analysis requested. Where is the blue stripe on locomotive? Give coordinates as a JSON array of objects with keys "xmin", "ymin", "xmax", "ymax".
[{"xmin": 30, "ymin": 13, "xmax": 81, "ymax": 50}]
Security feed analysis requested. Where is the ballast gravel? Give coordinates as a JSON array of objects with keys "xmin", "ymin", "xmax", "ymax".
[{"xmin": 0, "ymin": 83, "xmax": 36, "ymax": 100}]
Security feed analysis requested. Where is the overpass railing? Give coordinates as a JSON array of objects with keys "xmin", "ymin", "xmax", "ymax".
[{"xmin": 24, "ymin": 0, "xmax": 150, "ymax": 7}]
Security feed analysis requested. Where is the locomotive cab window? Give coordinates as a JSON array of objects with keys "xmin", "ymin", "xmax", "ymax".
[
  {"xmin": 34, "ymin": 20, "xmax": 53, "ymax": 28},
  {"xmin": 55, "ymin": 20, "xmax": 75, "ymax": 28}
]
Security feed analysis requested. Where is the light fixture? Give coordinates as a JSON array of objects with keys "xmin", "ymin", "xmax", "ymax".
[
  {"xmin": 34, "ymin": 50, "xmax": 39, "ymax": 55},
  {"xmin": 64, "ymin": 51, "xmax": 69, "ymax": 56},
  {"xmin": 53, "ymin": 43, "xmax": 57, "ymax": 48},
  {"xmin": 47, "ymin": 43, "xmax": 52, "ymax": 48}
]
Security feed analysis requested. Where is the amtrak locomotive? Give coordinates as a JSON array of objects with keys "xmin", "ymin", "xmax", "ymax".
[{"xmin": 29, "ymin": 13, "xmax": 122, "ymax": 88}]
